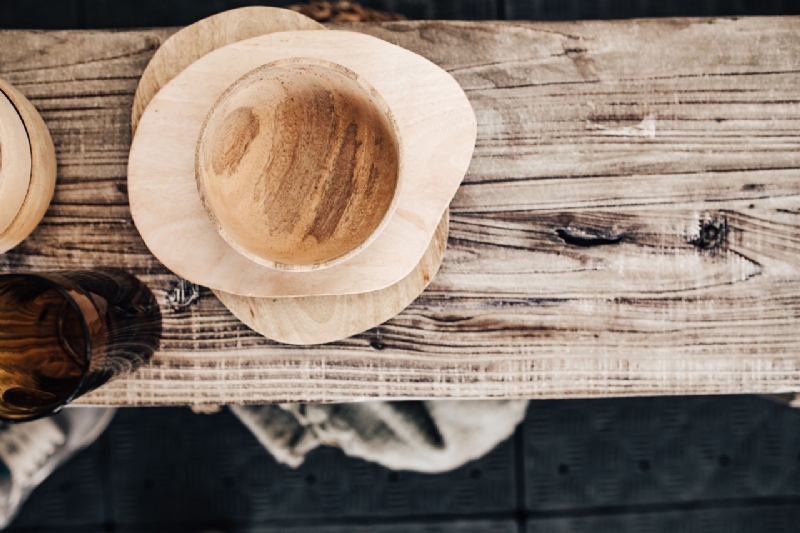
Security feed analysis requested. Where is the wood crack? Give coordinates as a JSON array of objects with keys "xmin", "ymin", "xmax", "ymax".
[{"xmin": 556, "ymin": 228, "xmax": 624, "ymax": 247}]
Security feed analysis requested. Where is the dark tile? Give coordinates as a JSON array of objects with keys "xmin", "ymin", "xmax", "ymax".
[
  {"xmin": 780, "ymin": 0, "xmax": 800, "ymax": 15},
  {"xmin": 6, "ymin": 0, "xmax": 800, "ymax": 28},
  {"xmin": 610, "ymin": 0, "xmax": 647, "ymax": 18},
  {"xmin": 7, "ymin": 433, "xmax": 109, "ymax": 531},
  {"xmin": 523, "ymin": 395, "xmax": 800, "ymax": 511},
  {"xmin": 506, "ymin": 0, "xmax": 601, "ymax": 20},
  {"xmin": 433, "ymin": 0, "xmax": 501, "ymax": 19},
  {"xmin": 504, "ymin": 0, "xmax": 800, "ymax": 19},
  {"xmin": 115, "ymin": 519, "xmax": 518, "ymax": 533},
  {"xmin": 0, "ymin": 0, "xmax": 82, "ymax": 29},
  {"xmin": 391, "ymin": 0, "xmax": 436, "ymax": 20},
  {"xmin": 108, "ymin": 407, "xmax": 517, "ymax": 529},
  {"xmin": 243, "ymin": 521, "xmax": 519, "ymax": 533},
  {"xmin": 331, "ymin": 0, "xmax": 430, "ymax": 19},
  {"xmin": 107, "ymin": 408, "xmax": 262, "ymax": 528},
  {"xmin": 740, "ymin": 0, "xmax": 784, "ymax": 15},
  {"xmin": 83, "ymin": 0, "xmax": 293, "ymax": 29},
  {"xmin": 526, "ymin": 504, "xmax": 800, "ymax": 533}
]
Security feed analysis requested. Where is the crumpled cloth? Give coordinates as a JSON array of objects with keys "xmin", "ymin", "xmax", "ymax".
[
  {"xmin": 231, "ymin": 400, "xmax": 529, "ymax": 473},
  {"xmin": 0, "ymin": 407, "xmax": 116, "ymax": 529}
]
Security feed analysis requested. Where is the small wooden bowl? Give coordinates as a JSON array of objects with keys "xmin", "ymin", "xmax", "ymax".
[
  {"xmin": 196, "ymin": 58, "xmax": 402, "ymax": 271},
  {"xmin": 0, "ymin": 78, "xmax": 57, "ymax": 254},
  {"xmin": 0, "ymin": 88, "xmax": 31, "ymax": 235}
]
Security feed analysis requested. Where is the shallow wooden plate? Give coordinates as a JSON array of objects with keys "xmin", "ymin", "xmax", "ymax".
[
  {"xmin": 129, "ymin": 28, "xmax": 475, "ymax": 297},
  {"xmin": 130, "ymin": 7, "xmax": 451, "ymax": 344},
  {"xmin": 214, "ymin": 210, "xmax": 448, "ymax": 345}
]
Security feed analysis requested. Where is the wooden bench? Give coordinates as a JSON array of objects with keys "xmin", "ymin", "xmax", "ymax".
[{"xmin": 1, "ymin": 17, "xmax": 799, "ymax": 405}]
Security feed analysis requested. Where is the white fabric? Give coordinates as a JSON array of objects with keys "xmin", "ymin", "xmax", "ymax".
[
  {"xmin": 0, "ymin": 407, "xmax": 115, "ymax": 529},
  {"xmin": 232, "ymin": 400, "xmax": 529, "ymax": 473}
]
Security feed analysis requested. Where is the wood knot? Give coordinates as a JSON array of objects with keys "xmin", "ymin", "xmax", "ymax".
[
  {"xmin": 144, "ymin": 35, "xmax": 162, "ymax": 52},
  {"xmin": 369, "ymin": 337, "xmax": 386, "ymax": 350},
  {"xmin": 556, "ymin": 228, "xmax": 623, "ymax": 247},
  {"xmin": 690, "ymin": 218, "xmax": 727, "ymax": 250}
]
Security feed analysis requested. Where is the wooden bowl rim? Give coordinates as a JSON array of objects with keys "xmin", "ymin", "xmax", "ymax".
[
  {"xmin": 0, "ymin": 77, "xmax": 56, "ymax": 254},
  {"xmin": 195, "ymin": 57, "xmax": 404, "ymax": 272},
  {"xmin": 0, "ymin": 87, "xmax": 33, "ymax": 235}
]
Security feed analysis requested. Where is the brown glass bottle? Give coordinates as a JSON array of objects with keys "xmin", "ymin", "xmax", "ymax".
[{"xmin": 0, "ymin": 269, "xmax": 161, "ymax": 421}]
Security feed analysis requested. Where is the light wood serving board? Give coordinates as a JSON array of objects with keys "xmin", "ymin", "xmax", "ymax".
[
  {"xmin": 214, "ymin": 211, "xmax": 448, "ymax": 345},
  {"xmin": 130, "ymin": 7, "xmax": 450, "ymax": 345},
  {"xmin": 128, "ymin": 29, "xmax": 477, "ymax": 297},
  {"xmin": 1, "ymin": 19, "xmax": 799, "ymax": 404}
]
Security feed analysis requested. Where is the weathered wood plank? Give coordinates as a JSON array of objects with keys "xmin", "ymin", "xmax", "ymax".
[{"xmin": 0, "ymin": 18, "xmax": 799, "ymax": 405}]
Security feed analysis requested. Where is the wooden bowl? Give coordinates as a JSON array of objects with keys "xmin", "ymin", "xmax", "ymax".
[
  {"xmin": 128, "ymin": 29, "xmax": 476, "ymax": 298},
  {"xmin": 196, "ymin": 59, "xmax": 402, "ymax": 271},
  {"xmin": 0, "ymin": 78, "xmax": 57, "ymax": 254},
  {"xmin": 130, "ymin": 8, "xmax": 451, "ymax": 345},
  {"xmin": 0, "ymin": 87, "xmax": 31, "ymax": 235}
]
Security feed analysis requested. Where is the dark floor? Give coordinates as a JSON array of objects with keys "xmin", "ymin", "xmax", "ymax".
[
  {"xmin": 5, "ymin": 395, "xmax": 800, "ymax": 532},
  {"xmin": 1, "ymin": 0, "xmax": 799, "ymax": 29}
]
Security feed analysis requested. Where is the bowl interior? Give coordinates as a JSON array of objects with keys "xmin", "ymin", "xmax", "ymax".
[{"xmin": 196, "ymin": 58, "xmax": 402, "ymax": 271}]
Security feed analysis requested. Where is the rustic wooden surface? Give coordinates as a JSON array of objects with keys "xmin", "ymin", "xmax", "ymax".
[{"xmin": 0, "ymin": 18, "xmax": 799, "ymax": 405}]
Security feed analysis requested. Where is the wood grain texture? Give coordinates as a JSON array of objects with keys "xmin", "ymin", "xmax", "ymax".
[
  {"xmin": 0, "ymin": 18, "xmax": 799, "ymax": 405},
  {"xmin": 215, "ymin": 210, "xmax": 448, "ymax": 345},
  {"xmin": 196, "ymin": 59, "xmax": 402, "ymax": 271},
  {"xmin": 0, "ymin": 77, "xmax": 56, "ymax": 254},
  {"xmin": 129, "ymin": 29, "xmax": 476, "ymax": 297}
]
